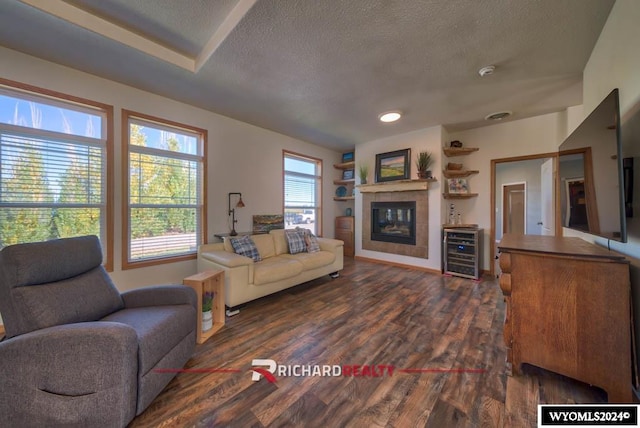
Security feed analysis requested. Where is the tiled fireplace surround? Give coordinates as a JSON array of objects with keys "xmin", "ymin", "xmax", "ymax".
[{"xmin": 362, "ymin": 189, "xmax": 428, "ymax": 259}]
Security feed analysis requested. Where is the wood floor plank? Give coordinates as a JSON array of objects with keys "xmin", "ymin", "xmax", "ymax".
[
  {"xmin": 425, "ymin": 398, "xmax": 470, "ymax": 427},
  {"xmin": 504, "ymin": 370, "xmax": 540, "ymax": 428},
  {"xmin": 478, "ymin": 396, "xmax": 505, "ymax": 428},
  {"xmin": 267, "ymin": 392, "xmax": 328, "ymax": 428},
  {"xmin": 128, "ymin": 258, "xmax": 607, "ymax": 427}
]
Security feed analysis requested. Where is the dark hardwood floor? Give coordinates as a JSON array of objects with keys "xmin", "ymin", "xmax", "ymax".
[{"xmin": 129, "ymin": 258, "xmax": 606, "ymax": 427}]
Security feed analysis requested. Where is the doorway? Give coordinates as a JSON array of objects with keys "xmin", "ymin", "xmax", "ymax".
[
  {"xmin": 565, "ymin": 178, "xmax": 589, "ymax": 231},
  {"xmin": 490, "ymin": 152, "xmax": 558, "ymax": 276}
]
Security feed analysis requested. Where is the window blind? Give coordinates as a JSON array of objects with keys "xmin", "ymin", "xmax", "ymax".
[
  {"xmin": 126, "ymin": 118, "xmax": 204, "ymax": 262},
  {"xmin": 0, "ymin": 126, "xmax": 105, "ymax": 248}
]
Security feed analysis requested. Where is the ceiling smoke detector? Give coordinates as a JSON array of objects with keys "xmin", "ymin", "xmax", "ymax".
[
  {"xmin": 478, "ymin": 65, "xmax": 496, "ymax": 77},
  {"xmin": 485, "ymin": 111, "xmax": 512, "ymax": 121}
]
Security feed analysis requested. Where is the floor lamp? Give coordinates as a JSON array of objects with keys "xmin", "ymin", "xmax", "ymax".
[{"xmin": 228, "ymin": 192, "xmax": 245, "ymax": 236}]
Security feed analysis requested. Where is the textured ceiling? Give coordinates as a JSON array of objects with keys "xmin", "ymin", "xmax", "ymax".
[{"xmin": 0, "ymin": 0, "xmax": 615, "ymax": 150}]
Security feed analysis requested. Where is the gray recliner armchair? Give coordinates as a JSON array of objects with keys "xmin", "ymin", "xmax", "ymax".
[{"xmin": 0, "ymin": 235, "xmax": 198, "ymax": 427}]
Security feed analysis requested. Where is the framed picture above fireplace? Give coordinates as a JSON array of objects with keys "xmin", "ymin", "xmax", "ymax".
[{"xmin": 375, "ymin": 148, "xmax": 410, "ymax": 182}]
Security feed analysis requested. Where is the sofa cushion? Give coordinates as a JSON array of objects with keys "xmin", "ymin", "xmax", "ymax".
[
  {"xmin": 281, "ymin": 251, "xmax": 336, "ymax": 270},
  {"xmin": 270, "ymin": 229, "xmax": 289, "ymax": 255},
  {"xmin": 285, "ymin": 229, "xmax": 306, "ymax": 254},
  {"xmin": 251, "ymin": 234, "xmax": 276, "ymax": 259},
  {"xmin": 230, "ymin": 236, "xmax": 261, "ymax": 262},
  {"xmin": 101, "ymin": 305, "xmax": 195, "ymax": 375},
  {"xmin": 253, "ymin": 257, "xmax": 304, "ymax": 285}
]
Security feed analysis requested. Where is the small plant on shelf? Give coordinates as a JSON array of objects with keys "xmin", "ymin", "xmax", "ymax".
[
  {"xmin": 358, "ymin": 164, "xmax": 369, "ymax": 184},
  {"xmin": 202, "ymin": 291, "xmax": 214, "ymax": 313},
  {"xmin": 416, "ymin": 151, "xmax": 433, "ymax": 179}
]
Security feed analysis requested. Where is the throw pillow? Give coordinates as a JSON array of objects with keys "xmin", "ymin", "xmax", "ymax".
[
  {"xmin": 229, "ymin": 235, "xmax": 262, "ymax": 262},
  {"xmin": 303, "ymin": 229, "xmax": 321, "ymax": 253},
  {"xmin": 285, "ymin": 229, "xmax": 307, "ymax": 254}
]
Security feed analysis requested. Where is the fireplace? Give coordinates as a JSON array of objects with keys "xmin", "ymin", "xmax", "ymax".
[
  {"xmin": 371, "ymin": 201, "xmax": 416, "ymax": 245},
  {"xmin": 362, "ymin": 189, "xmax": 428, "ymax": 258}
]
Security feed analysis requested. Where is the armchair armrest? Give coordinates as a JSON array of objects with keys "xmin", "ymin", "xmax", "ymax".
[
  {"xmin": 121, "ymin": 285, "xmax": 197, "ymax": 310},
  {"xmin": 200, "ymin": 249, "xmax": 254, "ymax": 268},
  {"xmin": 0, "ymin": 322, "xmax": 138, "ymax": 426}
]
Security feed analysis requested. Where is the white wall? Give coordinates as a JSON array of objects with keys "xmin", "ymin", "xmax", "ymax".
[
  {"xmin": 448, "ymin": 112, "xmax": 569, "ymax": 269},
  {"xmin": 567, "ymin": 0, "xmax": 640, "ymax": 258},
  {"xmin": 355, "ymin": 126, "xmax": 444, "ymax": 271},
  {"xmin": 583, "ymin": 0, "xmax": 640, "ymax": 118},
  {"xmin": 0, "ymin": 46, "xmax": 343, "ymax": 291},
  {"xmin": 568, "ymin": 0, "xmax": 640, "ymax": 380}
]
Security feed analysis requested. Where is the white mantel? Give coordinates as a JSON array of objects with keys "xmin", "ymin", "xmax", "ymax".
[{"xmin": 357, "ymin": 178, "xmax": 436, "ymax": 193}]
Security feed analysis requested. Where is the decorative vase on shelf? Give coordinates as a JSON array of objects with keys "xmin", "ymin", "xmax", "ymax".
[
  {"xmin": 417, "ymin": 170, "xmax": 432, "ymax": 179},
  {"xmin": 202, "ymin": 310, "xmax": 213, "ymax": 332}
]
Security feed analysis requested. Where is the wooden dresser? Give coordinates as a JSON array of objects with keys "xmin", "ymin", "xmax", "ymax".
[
  {"xmin": 335, "ymin": 216, "xmax": 354, "ymax": 257},
  {"xmin": 498, "ymin": 234, "xmax": 633, "ymax": 403}
]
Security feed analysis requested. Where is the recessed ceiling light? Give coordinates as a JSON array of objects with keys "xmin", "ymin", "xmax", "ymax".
[
  {"xmin": 478, "ymin": 65, "xmax": 496, "ymax": 77},
  {"xmin": 379, "ymin": 111, "xmax": 402, "ymax": 123},
  {"xmin": 485, "ymin": 111, "xmax": 512, "ymax": 121}
]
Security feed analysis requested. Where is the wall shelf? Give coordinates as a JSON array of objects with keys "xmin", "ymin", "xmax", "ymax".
[
  {"xmin": 334, "ymin": 153, "xmax": 355, "ymax": 213},
  {"xmin": 334, "ymin": 179, "xmax": 356, "ymax": 185},
  {"xmin": 442, "ymin": 223, "xmax": 479, "ymax": 228},
  {"xmin": 443, "ymin": 147, "xmax": 479, "ymax": 157},
  {"xmin": 442, "ymin": 169, "xmax": 479, "ymax": 178},
  {"xmin": 334, "ymin": 161, "xmax": 355, "ymax": 170},
  {"xmin": 442, "ymin": 193, "xmax": 478, "ymax": 199}
]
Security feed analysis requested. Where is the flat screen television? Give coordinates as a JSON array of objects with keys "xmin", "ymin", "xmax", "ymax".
[{"xmin": 558, "ymin": 88, "xmax": 626, "ymax": 242}]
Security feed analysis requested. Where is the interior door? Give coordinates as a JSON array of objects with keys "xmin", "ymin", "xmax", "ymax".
[
  {"xmin": 503, "ymin": 184, "xmax": 525, "ymax": 235},
  {"xmin": 540, "ymin": 158, "xmax": 555, "ymax": 235}
]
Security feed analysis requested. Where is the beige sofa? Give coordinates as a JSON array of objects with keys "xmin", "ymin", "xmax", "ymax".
[{"xmin": 197, "ymin": 229, "xmax": 344, "ymax": 308}]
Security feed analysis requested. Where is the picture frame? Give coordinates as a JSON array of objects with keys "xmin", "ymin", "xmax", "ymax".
[
  {"xmin": 447, "ymin": 178, "xmax": 469, "ymax": 194},
  {"xmin": 342, "ymin": 169, "xmax": 354, "ymax": 180},
  {"xmin": 252, "ymin": 214, "xmax": 284, "ymax": 233},
  {"xmin": 375, "ymin": 148, "xmax": 411, "ymax": 182},
  {"xmin": 342, "ymin": 151, "xmax": 354, "ymax": 163}
]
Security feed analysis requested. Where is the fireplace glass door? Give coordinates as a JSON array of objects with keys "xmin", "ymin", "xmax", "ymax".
[{"xmin": 371, "ymin": 201, "xmax": 416, "ymax": 245}]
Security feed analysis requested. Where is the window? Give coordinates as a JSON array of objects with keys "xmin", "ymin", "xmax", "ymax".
[
  {"xmin": 0, "ymin": 79, "xmax": 113, "ymax": 269},
  {"xmin": 283, "ymin": 151, "xmax": 322, "ymax": 235},
  {"xmin": 123, "ymin": 111, "xmax": 206, "ymax": 268}
]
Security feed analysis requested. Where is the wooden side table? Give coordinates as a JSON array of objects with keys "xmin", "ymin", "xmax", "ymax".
[
  {"xmin": 183, "ymin": 270, "xmax": 225, "ymax": 344},
  {"xmin": 335, "ymin": 216, "xmax": 354, "ymax": 257}
]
